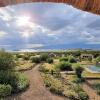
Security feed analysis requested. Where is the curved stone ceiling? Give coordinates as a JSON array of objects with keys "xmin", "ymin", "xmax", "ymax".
[{"xmin": 0, "ymin": 0, "xmax": 100, "ymax": 15}]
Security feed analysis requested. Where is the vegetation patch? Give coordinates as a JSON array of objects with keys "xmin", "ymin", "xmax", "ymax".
[
  {"xmin": 32, "ymin": 56, "xmax": 41, "ymax": 63},
  {"xmin": 47, "ymin": 58, "xmax": 54, "ymax": 64},
  {"xmin": 0, "ymin": 51, "xmax": 29, "ymax": 97},
  {"xmin": 59, "ymin": 57, "xmax": 68, "ymax": 62},
  {"xmin": 68, "ymin": 56, "xmax": 77, "ymax": 63},
  {"xmin": 55, "ymin": 62, "xmax": 73, "ymax": 71},
  {"xmin": 40, "ymin": 64, "xmax": 89, "ymax": 100},
  {"xmin": 0, "ymin": 84, "xmax": 12, "ymax": 97},
  {"xmin": 15, "ymin": 60, "xmax": 34, "ymax": 71},
  {"xmin": 91, "ymin": 83, "xmax": 100, "ymax": 95}
]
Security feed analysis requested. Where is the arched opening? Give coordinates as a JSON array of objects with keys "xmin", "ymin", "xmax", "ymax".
[{"xmin": 0, "ymin": 2, "xmax": 100, "ymax": 100}]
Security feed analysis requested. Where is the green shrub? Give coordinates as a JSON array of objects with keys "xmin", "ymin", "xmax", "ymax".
[
  {"xmin": 0, "ymin": 51, "xmax": 15, "ymax": 70},
  {"xmin": 0, "ymin": 71, "xmax": 11, "ymax": 84},
  {"xmin": 92, "ymin": 83, "xmax": 100, "ymax": 95},
  {"xmin": 74, "ymin": 64, "xmax": 84, "ymax": 79},
  {"xmin": 56, "ymin": 62, "xmax": 72, "ymax": 71},
  {"xmin": 0, "ymin": 71, "xmax": 29, "ymax": 93},
  {"xmin": 63, "ymin": 90, "xmax": 78, "ymax": 100},
  {"xmin": 23, "ymin": 55, "xmax": 29, "ymax": 60},
  {"xmin": 0, "ymin": 51, "xmax": 28, "ymax": 97},
  {"xmin": 16, "ymin": 54, "xmax": 24, "ymax": 58},
  {"xmin": 39, "ymin": 65, "xmax": 49, "ymax": 73},
  {"xmin": 47, "ymin": 58, "xmax": 53, "ymax": 64},
  {"xmin": 0, "ymin": 84, "xmax": 12, "ymax": 97},
  {"xmin": 15, "ymin": 73, "xmax": 29, "ymax": 92},
  {"xmin": 73, "ymin": 84, "xmax": 83, "ymax": 92},
  {"xmin": 69, "ymin": 56, "xmax": 77, "ymax": 63},
  {"xmin": 8, "ymin": 72, "xmax": 29, "ymax": 93},
  {"xmin": 0, "ymin": 71, "xmax": 18, "ymax": 92},
  {"xmin": 96, "ymin": 56, "xmax": 100, "ymax": 63},
  {"xmin": 97, "ymin": 90, "xmax": 100, "ymax": 95},
  {"xmin": 79, "ymin": 91, "xmax": 89, "ymax": 100},
  {"xmin": 40, "ymin": 54, "xmax": 48, "ymax": 61},
  {"xmin": 32, "ymin": 57, "xmax": 41, "ymax": 63},
  {"xmin": 59, "ymin": 57, "xmax": 68, "ymax": 62},
  {"xmin": 71, "ymin": 76, "xmax": 85, "ymax": 83}
]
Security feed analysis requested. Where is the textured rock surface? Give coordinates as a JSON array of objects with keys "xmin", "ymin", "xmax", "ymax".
[{"xmin": 0, "ymin": 0, "xmax": 100, "ymax": 15}]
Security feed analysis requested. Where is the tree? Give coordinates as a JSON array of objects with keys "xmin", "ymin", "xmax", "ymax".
[
  {"xmin": 40, "ymin": 54, "xmax": 48, "ymax": 62},
  {"xmin": 32, "ymin": 57, "xmax": 41, "ymax": 63},
  {"xmin": 47, "ymin": 58, "xmax": 53, "ymax": 64},
  {"xmin": 69, "ymin": 56, "xmax": 77, "ymax": 63},
  {"xmin": 56, "ymin": 62, "xmax": 72, "ymax": 71},
  {"xmin": 75, "ymin": 64, "xmax": 84, "ymax": 79}
]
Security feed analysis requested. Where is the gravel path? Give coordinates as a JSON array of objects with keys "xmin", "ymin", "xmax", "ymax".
[
  {"xmin": 6, "ymin": 64, "xmax": 68, "ymax": 100},
  {"xmin": 81, "ymin": 83, "xmax": 100, "ymax": 100}
]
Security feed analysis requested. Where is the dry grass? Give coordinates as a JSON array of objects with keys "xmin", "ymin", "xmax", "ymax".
[
  {"xmin": 43, "ymin": 63, "xmax": 55, "ymax": 72},
  {"xmin": 16, "ymin": 60, "xmax": 34, "ymax": 70}
]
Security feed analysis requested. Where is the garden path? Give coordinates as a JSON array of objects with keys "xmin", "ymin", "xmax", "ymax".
[{"xmin": 6, "ymin": 64, "xmax": 68, "ymax": 100}]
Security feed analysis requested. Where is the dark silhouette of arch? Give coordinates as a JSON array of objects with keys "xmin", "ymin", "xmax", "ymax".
[{"xmin": 0, "ymin": 0, "xmax": 100, "ymax": 15}]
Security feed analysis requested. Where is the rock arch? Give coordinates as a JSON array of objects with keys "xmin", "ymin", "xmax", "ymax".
[{"xmin": 0, "ymin": 0, "xmax": 100, "ymax": 15}]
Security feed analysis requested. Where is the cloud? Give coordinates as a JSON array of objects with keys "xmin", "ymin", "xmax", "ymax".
[
  {"xmin": 0, "ymin": 31, "xmax": 7, "ymax": 37},
  {"xmin": 0, "ymin": 3, "xmax": 100, "ymax": 50},
  {"xmin": 0, "ymin": 7, "xmax": 13, "ymax": 21}
]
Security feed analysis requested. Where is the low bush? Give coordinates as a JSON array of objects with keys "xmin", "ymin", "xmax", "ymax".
[
  {"xmin": 97, "ymin": 90, "xmax": 100, "ymax": 95},
  {"xmin": 72, "ymin": 83, "xmax": 88, "ymax": 100},
  {"xmin": 40, "ymin": 54, "xmax": 48, "ymax": 61},
  {"xmin": 56, "ymin": 62, "xmax": 73, "ymax": 71},
  {"xmin": 23, "ymin": 55, "xmax": 29, "ymax": 60},
  {"xmin": 59, "ymin": 57, "xmax": 68, "ymax": 62},
  {"xmin": 42, "ymin": 74, "xmax": 63, "ymax": 95},
  {"xmin": 79, "ymin": 91, "xmax": 89, "ymax": 100},
  {"xmin": 72, "ymin": 76, "xmax": 85, "ymax": 83},
  {"xmin": 0, "ymin": 51, "xmax": 28, "ymax": 97},
  {"xmin": 69, "ymin": 56, "xmax": 77, "ymax": 63},
  {"xmin": 0, "ymin": 71, "xmax": 29, "ymax": 93},
  {"xmin": 15, "ymin": 73, "xmax": 29, "ymax": 92},
  {"xmin": 16, "ymin": 54, "xmax": 24, "ymax": 58},
  {"xmin": 63, "ymin": 90, "xmax": 78, "ymax": 100},
  {"xmin": 8, "ymin": 72, "xmax": 29, "ymax": 93},
  {"xmin": 73, "ymin": 83, "xmax": 83, "ymax": 92},
  {"xmin": 92, "ymin": 83, "xmax": 100, "ymax": 95},
  {"xmin": 0, "ymin": 84, "xmax": 12, "ymax": 97},
  {"xmin": 47, "ymin": 58, "xmax": 53, "ymax": 64},
  {"xmin": 74, "ymin": 64, "xmax": 84, "ymax": 79},
  {"xmin": 0, "ymin": 51, "xmax": 15, "ymax": 70},
  {"xmin": 39, "ymin": 65, "xmax": 49, "ymax": 73},
  {"xmin": 32, "ymin": 57, "xmax": 41, "ymax": 63}
]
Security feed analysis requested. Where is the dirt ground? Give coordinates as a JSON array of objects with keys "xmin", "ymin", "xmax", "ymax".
[{"xmin": 6, "ymin": 64, "xmax": 68, "ymax": 100}]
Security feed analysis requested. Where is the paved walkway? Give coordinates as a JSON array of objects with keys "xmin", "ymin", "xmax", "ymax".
[
  {"xmin": 81, "ymin": 83, "xmax": 100, "ymax": 100},
  {"xmin": 6, "ymin": 65, "xmax": 68, "ymax": 100}
]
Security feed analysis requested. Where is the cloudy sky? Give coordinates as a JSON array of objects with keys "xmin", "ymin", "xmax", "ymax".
[{"xmin": 0, "ymin": 3, "xmax": 100, "ymax": 51}]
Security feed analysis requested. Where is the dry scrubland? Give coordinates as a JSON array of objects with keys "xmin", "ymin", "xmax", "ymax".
[{"xmin": 0, "ymin": 50, "xmax": 100, "ymax": 100}]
